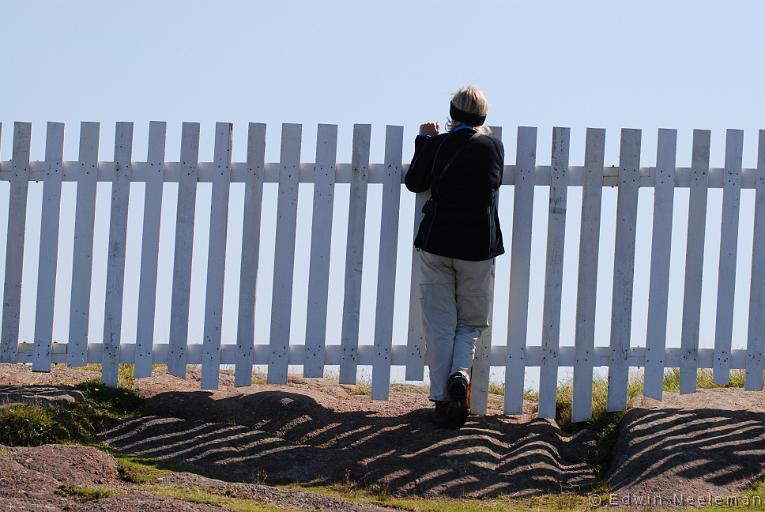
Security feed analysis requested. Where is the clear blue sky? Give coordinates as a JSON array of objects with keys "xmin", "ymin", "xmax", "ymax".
[{"xmin": 1, "ymin": 1, "xmax": 764, "ymax": 387}]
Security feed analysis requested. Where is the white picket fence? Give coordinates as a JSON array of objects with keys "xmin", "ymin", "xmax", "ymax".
[{"xmin": 0, "ymin": 121, "xmax": 763, "ymax": 422}]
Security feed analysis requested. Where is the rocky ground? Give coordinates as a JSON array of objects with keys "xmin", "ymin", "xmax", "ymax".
[{"xmin": 0, "ymin": 364, "xmax": 763, "ymax": 510}]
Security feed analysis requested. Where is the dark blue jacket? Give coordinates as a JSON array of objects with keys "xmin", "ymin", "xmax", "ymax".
[{"xmin": 404, "ymin": 128, "xmax": 505, "ymax": 261}]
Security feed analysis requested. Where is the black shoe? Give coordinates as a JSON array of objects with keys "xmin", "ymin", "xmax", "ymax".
[
  {"xmin": 434, "ymin": 400, "xmax": 449, "ymax": 428},
  {"xmin": 446, "ymin": 373, "xmax": 469, "ymax": 429}
]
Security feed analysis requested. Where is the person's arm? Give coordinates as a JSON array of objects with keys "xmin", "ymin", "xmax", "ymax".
[
  {"xmin": 491, "ymin": 138, "xmax": 505, "ymax": 189},
  {"xmin": 405, "ymin": 122, "xmax": 440, "ymax": 193}
]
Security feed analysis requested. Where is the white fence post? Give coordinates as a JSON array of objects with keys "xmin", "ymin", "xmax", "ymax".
[
  {"xmin": 268, "ymin": 123, "xmax": 302, "ymax": 384},
  {"xmin": 102, "ymin": 122, "xmax": 134, "ymax": 387},
  {"xmin": 371, "ymin": 125, "xmax": 403, "ymax": 401},
  {"xmin": 644, "ymin": 129, "xmax": 678, "ymax": 399},
  {"xmin": 67, "ymin": 122, "xmax": 100, "ymax": 368},
  {"xmin": 504, "ymin": 126, "xmax": 537, "ymax": 415},
  {"xmin": 571, "ymin": 128, "xmax": 605, "ymax": 422},
  {"xmin": 606, "ymin": 128, "xmax": 641, "ymax": 412},
  {"xmin": 679, "ymin": 130, "xmax": 711, "ymax": 394},
  {"xmin": 32, "ymin": 122, "xmax": 65, "ymax": 372},
  {"xmin": 234, "ymin": 123, "xmax": 266, "ymax": 387},
  {"xmin": 304, "ymin": 124, "xmax": 338, "ymax": 378},
  {"xmin": 134, "ymin": 121, "xmax": 167, "ymax": 379},
  {"xmin": 201, "ymin": 122, "xmax": 233, "ymax": 390},
  {"xmin": 713, "ymin": 129, "xmax": 743, "ymax": 384},
  {"xmin": 538, "ymin": 127, "xmax": 570, "ymax": 419},
  {"xmin": 339, "ymin": 124, "xmax": 371, "ymax": 384},
  {"xmin": 168, "ymin": 122, "xmax": 201, "ymax": 377},
  {"xmin": 746, "ymin": 130, "xmax": 765, "ymax": 390},
  {"xmin": 1, "ymin": 122, "xmax": 31, "ymax": 363}
]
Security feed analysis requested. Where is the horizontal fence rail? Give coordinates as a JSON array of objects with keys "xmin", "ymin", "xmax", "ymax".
[{"xmin": 0, "ymin": 121, "xmax": 763, "ymax": 422}]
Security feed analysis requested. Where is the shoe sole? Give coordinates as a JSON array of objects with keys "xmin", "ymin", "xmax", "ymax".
[
  {"xmin": 446, "ymin": 398, "xmax": 468, "ymax": 429},
  {"xmin": 447, "ymin": 377, "xmax": 469, "ymax": 429}
]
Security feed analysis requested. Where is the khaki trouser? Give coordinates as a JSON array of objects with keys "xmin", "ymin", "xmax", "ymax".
[{"xmin": 418, "ymin": 249, "xmax": 495, "ymax": 402}]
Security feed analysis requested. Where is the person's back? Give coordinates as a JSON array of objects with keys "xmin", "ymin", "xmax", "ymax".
[
  {"xmin": 405, "ymin": 128, "xmax": 504, "ymax": 260},
  {"xmin": 404, "ymin": 86, "xmax": 504, "ymax": 429}
]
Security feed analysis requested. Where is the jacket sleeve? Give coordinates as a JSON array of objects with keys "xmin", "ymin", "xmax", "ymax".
[
  {"xmin": 492, "ymin": 138, "xmax": 505, "ymax": 189},
  {"xmin": 405, "ymin": 136, "xmax": 438, "ymax": 193}
]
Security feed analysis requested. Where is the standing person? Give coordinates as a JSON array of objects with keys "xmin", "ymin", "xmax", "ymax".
[{"xmin": 405, "ymin": 86, "xmax": 504, "ymax": 429}]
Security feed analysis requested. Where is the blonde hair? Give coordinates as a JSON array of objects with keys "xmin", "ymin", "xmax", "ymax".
[{"xmin": 447, "ymin": 86, "xmax": 491, "ymax": 136}]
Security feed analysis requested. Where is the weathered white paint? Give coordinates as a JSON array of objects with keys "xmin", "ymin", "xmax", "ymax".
[
  {"xmin": 746, "ymin": 130, "xmax": 765, "ymax": 390},
  {"xmin": 134, "ymin": 121, "xmax": 167, "ymax": 379},
  {"xmin": 304, "ymin": 124, "xmax": 338, "ymax": 378},
  {"xmin": 234, "ymin": 123, "xmax": 266, "ymax": 387},
  {"xmin": 102, "ymin": 122, "xmax": 134, "ymax": 387},
  {"xmin": 504, "ymin": 126, "xmax": 537, "ymax": 415},
  {"xmin": 1, "ymin": 123, "xmax": 31, "ymax": 364},
  {"xmin": 643, "ymin": 129, "xmax": 678, "ymax": 400},
  {"xmin": 470, "ymin": 126, "xmax": 502, "ymax": 416},
  {"xmin": 168, "ymin": 123, "xmax": 200, "ymax": 377},
  {"xmin": 538, "ymin": 127, "xmax": 570, "ymax": 419},
  {"xmin": 0, "ymin": 123, "xmax": 763, "ymax": 421},
  {"xmin": 371, "ymin": 125, "xmax": 403, "ymax": 401},
  {"xmin": 713, "ymin": 130, "xmax": 743, "ymax": 384},
  {"xmin": 1, "ymin": 160, "xmax": 763, "ymax": 189},
  {"xmin": 268, "ymin": 123, "xmax": 302, "ymax": 384},
  {"xmin": 339, "ymin": 124, "xmax": 371, "ymax": 384},
  {"xmin": 11, "ymin": 342, "xmax": 757, "ymax": 369},
  {"xmin": 201, "ymin": 123, "xmax": 233, "ymax": 390},
  {"xmin": 679, "ymin": 130, "xmax": 710, "ymax": 394},
  {"xmin": 67, "ymin": 122, "xmax": 100, "ymax": 367},
  {"xmin": 31, "ymin": 123, "xmax": 64, "ymax": 371},
  {"xmin": 606, "ymin": 129, "xmax": 641, "ymax": 412},
  {"xmin": 571, "ymin": 128, "xmax": 605, "ymax": 423},
  {"xmin": 404, "ymin": 190, "xmax": 427, "ymax": 382}
]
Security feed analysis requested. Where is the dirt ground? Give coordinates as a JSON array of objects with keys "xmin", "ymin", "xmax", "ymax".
[{"xmin": 0, "ymin": 363, "xmax": 763, "ymax": 509}]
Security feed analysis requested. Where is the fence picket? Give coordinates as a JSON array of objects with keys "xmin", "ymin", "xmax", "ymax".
[
  {"xmin": 746, "ymin": 130, "xmax": 765, "ymax": 390},
  {"xmin": 504, "ymin": 127, "xmax": 537, "ymax": 414},
  {"xmin": 102, "ymin": 122, "xmax": 134, "ymax": 386},
  {"xmin": 571, "ymin": 128, "xmax": 605, "ymax": 422},
  {"xmin": 644, "ymin": 129, "xmax": 678, "ymax": 399},
  {"xmin": 1, "ymin": 123, "xmax": 31, "ymax": 363},
  {"xmin": 339, "ymin": 124, "xmax": 371, "ymax": 384},
  {"xmin": 268, "ymin": 123, "xmax": 302, "ymax": 384},
  {"xmin": 32, "ymin": 123, "xmax": 65, "ymax": 371},
  {"xmin": 134, "ymin": 121, "xmax": 167, "ymax": 378},
  {"xmin": 606, "ymin": 129, "xmax": 641, "ymax": 411},
  {"xmin": 201, "ymin": 122, "xmax": 233, "ymax": 390},
  {"xmin": 371, "ymin": 125, "xmax": 403, "ymax": 400},
  {"xmin": 304, "ymin": 124, "xmax": 338, "ymax": 378},
  {"xmin": 234, "ymin": 123, "xmax": 266, "ymax": 387},
  {"xmin": 538, "ymin": 127, "xmax": 570, "ymax": 419},
  {"xmin": 713, "ymin": 130, "xmax": 743, "ymax": 384},
  {"xmin": 404, "ymin": 190, "xmax": 427, "ymax": 382},
  {"xmin": 680, "ymin": 130, "xmax": 711, "ymax": 394},
  {"xmin": 168, "ymin": 122, "xmax": 200, "ymax": 377},
  {"xmin": 68, "ymin": 123, "xmax": 100, "ymax": 367},
  {"xmin": 470, "ymin": 126, "xmax": 502, "ymax": 415}
]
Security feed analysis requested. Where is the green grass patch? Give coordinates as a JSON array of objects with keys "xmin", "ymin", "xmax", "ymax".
[
  {"xmin": 661, "ymin": 368, "xmax": 753, "ymax": 392},
  {"xmin": 77, "ymin": 363, "xmax": 137, "ymax": 388},
  {"xmin": 148, "ymin": 484, "xmax": 290, "ymax": 511},
  {"xmin": 56, "ymin": 484, "xmax": 113, "ymax": 501},
  {"xmin": 0, "ymin": 376, "xmax": 142, "ymax": 446},
  {"xmin": 0, "ymin": 404, "xmax": 79, "ymax": 446},
  {"xmin": 282, "ymin": 482, "xmax": 603, "ymax": 511},
  {"xmin": 111, "ymin": 453, "xmax": 172, "ymax": 484}
]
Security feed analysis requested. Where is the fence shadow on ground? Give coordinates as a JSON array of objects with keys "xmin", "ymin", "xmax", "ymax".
[
  {"xmin": 101, "ymin": 389, "xmax": 597, "ymax": 497},
  {"xmin": 606, "ymin": 407, "xmax": 765, "ymax": 497}
]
